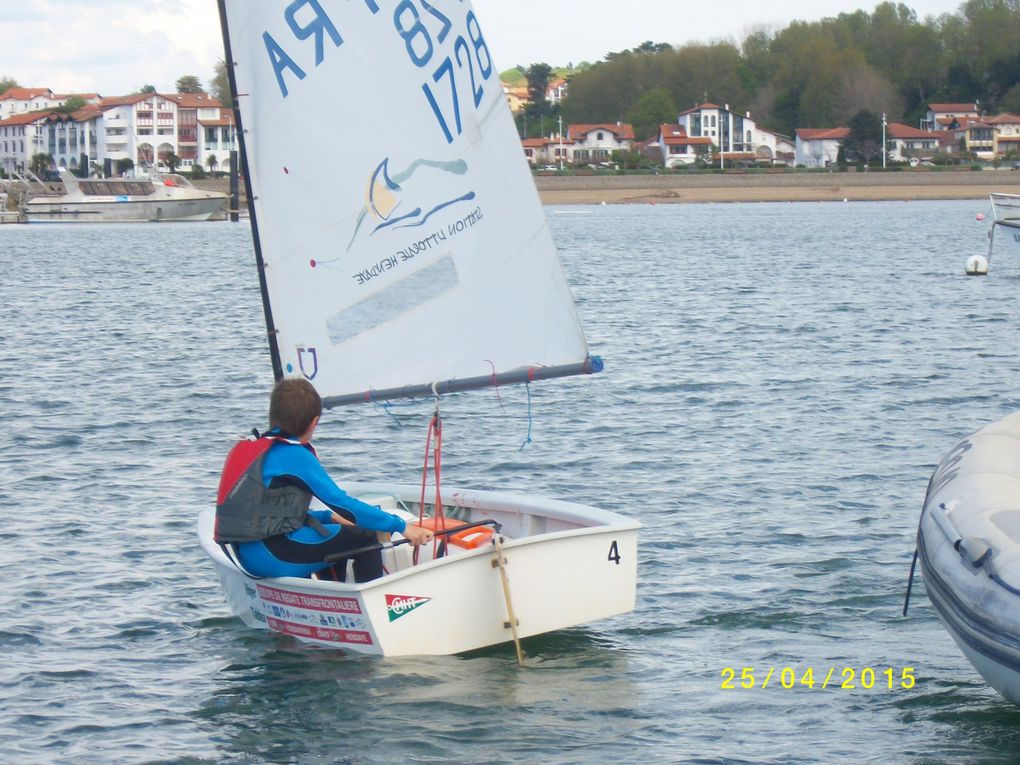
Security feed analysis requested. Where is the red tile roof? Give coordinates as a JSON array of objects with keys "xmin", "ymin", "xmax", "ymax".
[
  {"xmin": 659, "ymin": 123, "xmax": 711, "ymax": 145},
  {"xmin": 568, "ymin": 123, "xmax": 635, "ymax": 140},
  {"xmin": 987, "ymin": 113, "xmax": 1020, "ymax": 125},
  {"xmin": 98, "ymin": 94, "xmax": 152, "ymax": 107},
  {"xmin": 887, "ymin": 123, "xmax": 935, "ymax": 139},
  {"xmin": 0, "ymin": 109, "xmax": 60, "ymax": 126},
  {"xmin": 796, "ymin": 127, "xmax": 849, "ymax": 140},
  {"xmin": 928, "ymin": 103, "xmax": 979, "ymax": 113},
  {"xmin": 171, "ymin": 93, "xmax": 223, "ymax": 108},
  {"xmin": 0, "ymin": 87, "xmax": 54, "ymax": 101},
  {"xmin": 679, "ymin": 102, "xmax": 723, "ymax": 116}
]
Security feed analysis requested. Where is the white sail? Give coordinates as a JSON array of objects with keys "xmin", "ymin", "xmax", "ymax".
[{"xmin": 220, "ymin": 1, "xmax": 592, "ymax": 403}]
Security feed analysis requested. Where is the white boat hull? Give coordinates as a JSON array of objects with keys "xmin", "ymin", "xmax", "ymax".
[
  {"xmin": 917, "ymin": 410, "xmax": 1020, "ymax": 703},
  {"xmin": 25, "ymin": 196, "xmax": 225, "ymax": 223},
  {"xmin": 199, "ymin": 484, "xmax": 639, "ymax": 655}
]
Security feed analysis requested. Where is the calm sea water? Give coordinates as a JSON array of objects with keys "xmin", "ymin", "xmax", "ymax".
[{"xmin": 2, "ymin": 200, "xmax": 1020, "ymax": 765}]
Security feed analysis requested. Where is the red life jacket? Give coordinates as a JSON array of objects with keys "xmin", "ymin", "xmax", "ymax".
[{"xmin": 214, "ymin": 434, "xmax": 318, "ymax": 543}]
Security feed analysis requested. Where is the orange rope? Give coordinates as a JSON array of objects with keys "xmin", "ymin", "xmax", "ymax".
[{"xmin": 415, "ymin": 411, "xmax": 445, "ymax": 563}]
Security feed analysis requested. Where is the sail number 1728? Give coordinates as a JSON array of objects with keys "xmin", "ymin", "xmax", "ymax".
[{"xmin": 390, "ymin": 0, "xmax": 494, "ymax": 143}]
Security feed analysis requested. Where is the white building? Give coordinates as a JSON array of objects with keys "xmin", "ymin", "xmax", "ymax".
[
  {"xmin": 675, "ymin": 103, "xmax": 791, "ymax": 165},
  {"xmin": 922, "ymin": 102, "xmax": 980, "ymax": 132},
  {"xmin": 885, "ymin": 123, "xmax": 938, "ymax": 162},
  {"xmin": 546, "ymin": 79, "xmax": 568, "ymax": 106},
  {"xmin": 0, "ymin": 87, "xmax": 100, "ymax": 120},
  {"xmin": 794, "ymin": 127, "xmax": 849, "ymax": 167},
  {"xmin": 655, "ymin": 123, "xmax": 712, "ymax": 167},
  {"xmin": 566, "ymin": 123, "xmax": 634, "ymax": 165},
  {"xmin": 0, "ymin": 110, "xmax": 53, "ymax": 174},
  {"xmin": 39, "ymin": 92, "xmax": 236, "ymax": 176}
]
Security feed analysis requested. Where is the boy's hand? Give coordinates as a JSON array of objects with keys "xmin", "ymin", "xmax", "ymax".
[{"xmin": 403, "ymin": 525, "xmax": 434, "ymax": 546}]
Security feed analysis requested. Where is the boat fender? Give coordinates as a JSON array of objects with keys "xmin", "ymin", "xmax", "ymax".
[{"xmin": 956, "ymin": 536, "xmax": 992, "ymax": 568}]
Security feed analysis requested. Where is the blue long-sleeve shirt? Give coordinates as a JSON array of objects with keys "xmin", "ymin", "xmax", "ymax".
[{"xmin": 262, "ymin": 441, "xmax": 407, "ymax": 534}]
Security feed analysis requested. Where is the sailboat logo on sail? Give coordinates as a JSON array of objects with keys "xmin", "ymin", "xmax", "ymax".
[{"xmin": 345, "ymin": 157, "xmax": 476, "ymax": 251}]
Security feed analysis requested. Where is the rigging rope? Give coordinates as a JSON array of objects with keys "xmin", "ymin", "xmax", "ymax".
[
  {"xmin": 519, "ymin": 380, "xmax": 533, "ymax": 451},
  {"xmin": 415, "ymin": 389, "xmax": 445, "ymax": 563}
]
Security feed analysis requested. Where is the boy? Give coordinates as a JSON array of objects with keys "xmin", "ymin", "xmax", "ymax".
[{"xmin": 215, "ymin": 378, "xmax": 432, "ymax": 580}]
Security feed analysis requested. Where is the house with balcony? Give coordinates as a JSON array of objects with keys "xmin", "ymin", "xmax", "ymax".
[
  {"xmin": 794, "ymin": 127, "xmax": 849, "ymax": 167},
  {"xmin": 674, "ymin": 103, "xmax": 791, "ymax": 165},
  {"xmin": 655, "ymin": 123, "xmax": 712, "ymax": 167},
  {"xmin": 546, "ymin": 79, "xmax": 568, "ymax": 106},
  {"xmin": 566, "ymin": 123, "xmax": 634, "ymax": 165},
  {"xmin": 922, "ymin": 102, "xmax": 980, "ymax": 132},
  {"xmin": 42, "ymin": 105, "xmax": 106, "ymax": 173},
  {"xmin": 886, "ymin": 123, "xmax": 939, "ymax": 162},
  {"xmin": 989, "ymin": 113, "xmax": 1020, "ymax": 158},
  {"xmin": 0, "ymin": 87, "xmax": 101, "ymax": 121},
  {"xmin": 0, "ymin": 110, "xmax": 57, "ymax": 174},
  {"xmin": 502, "ymin": 84, "xmax": 529, "ymax": 114}
]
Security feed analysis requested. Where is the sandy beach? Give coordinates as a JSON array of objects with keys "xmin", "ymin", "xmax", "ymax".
[
  {"xmin": 192, "ymin": 168, "xmax": 1020, "ymax": 208},
  {"xmin": 533, "ymin": 168, "xmax": 1020, "ymax": 205}
]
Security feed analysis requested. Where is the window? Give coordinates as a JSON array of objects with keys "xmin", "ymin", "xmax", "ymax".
[{"xmin": 597, "ymin": 131, "xmax": 604, "ymax": 140}]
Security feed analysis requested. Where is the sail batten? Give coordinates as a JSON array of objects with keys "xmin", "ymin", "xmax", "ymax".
[{"xmin": 220, "ymin": 0, "xmax": 597, "ymax": 401}]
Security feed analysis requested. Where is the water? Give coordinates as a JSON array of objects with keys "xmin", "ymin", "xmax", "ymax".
[{"xmin": 2, "ymin": 201, "xmax": 1020, "ymax": 764}]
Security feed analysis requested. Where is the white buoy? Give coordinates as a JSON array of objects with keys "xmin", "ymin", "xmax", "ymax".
[{"xmin": 966, "ymin": 254, "xmax": 989, "ymax": 276}]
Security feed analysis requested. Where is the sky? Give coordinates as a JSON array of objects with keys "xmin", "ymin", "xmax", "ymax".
[{"xmin": 4, "ymin": 0, "xmax": 967, "ymax": 97}]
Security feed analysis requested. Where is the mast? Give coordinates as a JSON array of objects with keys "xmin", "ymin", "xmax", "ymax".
[{"xmin": 216, "ymin": 0, "xmax": 284, "ymax": 382}]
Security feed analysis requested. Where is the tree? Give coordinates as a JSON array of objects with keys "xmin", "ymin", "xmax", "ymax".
[
  {"xmin": 0, "ymin": 76, "xmax": 18, "ymax": 97},
  {"xmin": 159, "ymin": 150, "xmax": 180, "ymax": 172},
  {"xmin": 210, "ymin": 59, "xmax": 233, "ymax": 107},
  {"xmin": 626, "ymin": 87, "xmax": 677, "ymax": 141},
  {"xmin": 844, "ymin": 109, "xmax": 884, "ymax": 164},
  {"xmin": 29, "ymin": 152, "xmax": 53, "ymax": 177},
  {"xmin": 206, "ymin": 154, "xmax": 220, "ymax": 174},
  {"xmin": 175, "ymin": 75, "xmax": 205, "ymax": 94},
  {"xmin": 136, "ymin": 84, "xmax": 157, "ymax": 94},
  {"xmin": 116, "ymin": 158, "xmax": 134, "ymax": 176},
  {"xmin": 54, "ymin": 95, "xmax": 88, "ymax": 115},
  {"xmin": 525, "ymin": 63, "xmax": 553, "ymax": 111}
]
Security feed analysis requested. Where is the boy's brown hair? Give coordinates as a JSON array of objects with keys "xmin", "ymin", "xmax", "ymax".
[{"xmin": 269, "ymin": 378, "xmax": 323, "ymax": 437}]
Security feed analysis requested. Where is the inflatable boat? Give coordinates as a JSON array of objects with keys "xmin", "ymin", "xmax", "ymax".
[{"xmin": 915, "ymin": 410, "xmax": 1020, "ymax": 704}]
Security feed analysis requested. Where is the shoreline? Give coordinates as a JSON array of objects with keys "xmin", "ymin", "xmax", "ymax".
[
  {"xmin": 533, "ymin": 170, "xmax": 1020, "ymax": 205},
  {"xmin": 190, "ymin": 169, "xmax": 1020, "ymax": 207}
]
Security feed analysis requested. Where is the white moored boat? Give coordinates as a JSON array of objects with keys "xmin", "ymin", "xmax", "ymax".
[
  {"xmin": 202, "ymin": 0, "xmax": 640, "ymax": 658},
  {"xmin": 914, "ymin": 411, "xmax": 1020, "ymax": 703},
  {"xmin": 25, "ymin": 168, "xmax": 226, "ymax": 223}
]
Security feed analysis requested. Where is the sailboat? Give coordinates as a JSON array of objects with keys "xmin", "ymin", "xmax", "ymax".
[{"xmin": 198, "ymin": 1, "xmax": 639, "ymax": 657}]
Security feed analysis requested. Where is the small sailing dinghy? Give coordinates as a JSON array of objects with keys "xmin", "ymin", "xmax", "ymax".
[
  {"xmin": 910, "ymin": 411, "xmax": 1020, "ymax": 703},
  {"xmin": 199, "ymin": 1, "xmax": 639, "ymax": 657}
]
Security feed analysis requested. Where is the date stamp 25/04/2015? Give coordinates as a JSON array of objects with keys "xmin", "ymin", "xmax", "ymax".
[{"xmin": 720, "ymin": 667, "xmax": 916, "ymax": 691}]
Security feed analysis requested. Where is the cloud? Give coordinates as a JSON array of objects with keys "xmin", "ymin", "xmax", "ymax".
[{"xmin": 5, "ymin": 0, "xmax": 222, "ymax": 95}]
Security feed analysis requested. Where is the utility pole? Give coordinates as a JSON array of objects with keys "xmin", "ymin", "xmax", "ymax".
[
  {"xmin": 882, "ymin": 112, "xmax": 887, "ymax": 169},
  {"xmin": 558, "ymin": 114, "xmax": 564, "ymax": 170}
]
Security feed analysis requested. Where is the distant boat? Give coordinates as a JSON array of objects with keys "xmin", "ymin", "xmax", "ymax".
[
  {"xmin": 987, "ymin": 192, "xmax": 1020, "ymax": 257},
  {"xmin": 912, "ymin": 411, "xmax": 1020, "ymax": 704},
  {"xmin": 990, "ymin": 192, "xmax": 1020, "ymax": 231},
  {"xmin": 966, "ymin": 193, "xmax": 1020, "ymax": 274},
  {"xmin": 24, "ymin": 168, "xmax": 227, "ymax": 223}
]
